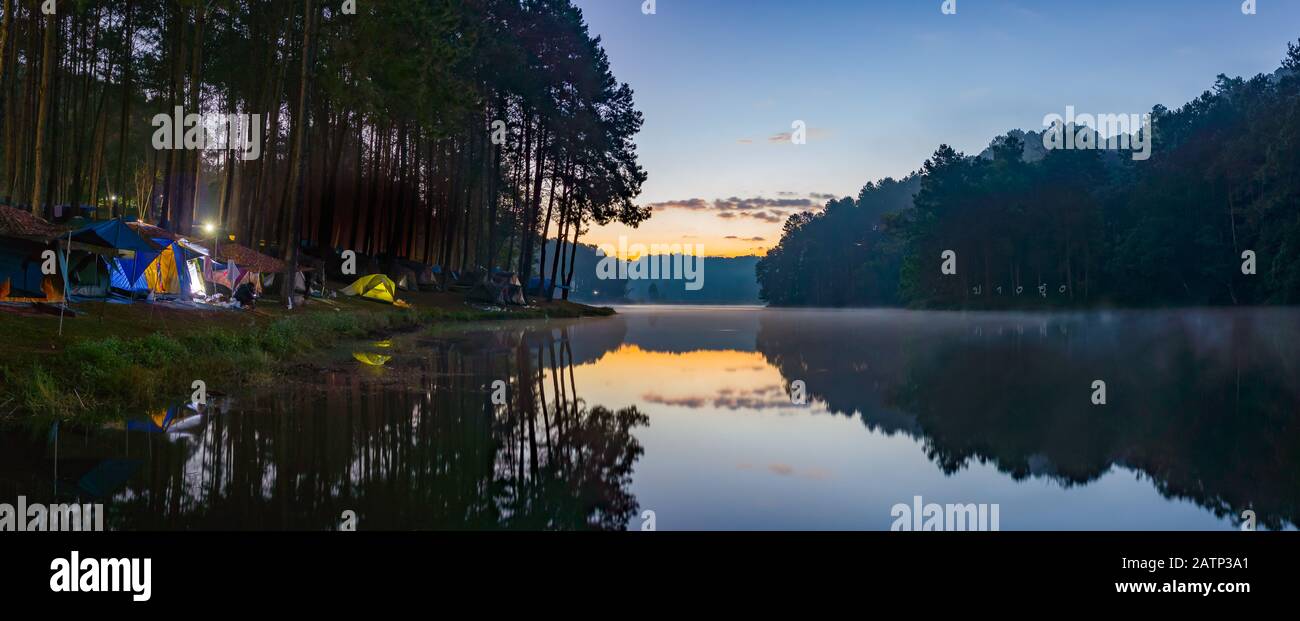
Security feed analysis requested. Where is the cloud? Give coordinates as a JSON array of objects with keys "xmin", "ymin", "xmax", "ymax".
[
  {"xmin": 644, "ymin": 195, "xmax": 828, "ymax": 223},
  {"xmin": 714, "ymin": 196, "xmax": 817, "ymax": 211},
  {"xmin": 646, "ymin": 198, "xmax": 711, "ymax": 212}
]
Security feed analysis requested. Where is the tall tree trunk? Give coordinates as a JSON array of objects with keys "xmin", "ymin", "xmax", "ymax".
[
  {"xmin": 281, "ymin": 0, "xmax": 316, "ymax": 309},
  {"xmin": 564, "ymin": 215, "xmax": 581, "ymax": 300},
  {"xmin": 30, "ymin": 8, "xmax": 55, "ymax": 215},
  {"xmin": 113, "ymin": 0, "xmax": 134, "ymax": 218},
  {"xmin": 0, "ymin": 0, "xmax": 12, "ymax": 197},
  {"xmin": 517, "ymin": 123, "xmax": 547, "ymax": 293},
  {"xmin": 184, "ymin": 6, "xmax": 207, "ymax": 236},
  {"xmin": 348, "ymin": 122, "xmax": 365, "ymax": 251}
]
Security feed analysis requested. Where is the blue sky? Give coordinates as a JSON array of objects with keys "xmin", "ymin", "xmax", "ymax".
[{"xmin": 574, "ymin": 0, "xmax": 1300, "ymax": 256}]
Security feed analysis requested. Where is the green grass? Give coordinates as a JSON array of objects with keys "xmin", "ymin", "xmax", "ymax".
[{"xmin": 0, "ymin": 301, "xmax": 613, "ymax": 423}]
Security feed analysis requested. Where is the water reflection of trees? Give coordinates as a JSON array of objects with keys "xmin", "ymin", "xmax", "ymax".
[
  {"xmin": 99, "ymin": 324, "xmax": 646, "ymax": 530},
  {"xmin": 757, "ymin": 310, "xmax": 1300, "ymax": 529}
]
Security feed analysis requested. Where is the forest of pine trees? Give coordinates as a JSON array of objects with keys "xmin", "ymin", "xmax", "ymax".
[
  {"xmin": 0, "ymin": 0, "xmax": 648, "ymax": 301},
  {"xmin": 759, "ymin": 41, "xmax": 1300, "ymax": 309}
]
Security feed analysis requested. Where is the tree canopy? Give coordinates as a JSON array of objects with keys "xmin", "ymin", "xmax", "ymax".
[
  {"xmin": 759, "ymin": 41, "xmax": 1300, "ymax": 308},
  {"xmin": 0, "ymin": 0, "xmax": 647, "ymax": 303}
]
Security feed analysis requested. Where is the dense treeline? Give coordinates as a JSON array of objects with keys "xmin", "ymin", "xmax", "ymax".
[
  {"xmin": 760, "ymin": 42, "xmax": 1300, "ymax": 308},
  {"xmin": 0, "ymin": 0, "xmax": 646, "ymax": 302}
]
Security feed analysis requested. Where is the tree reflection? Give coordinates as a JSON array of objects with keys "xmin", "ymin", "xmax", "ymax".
[
  {"xmin": 58, "ymin": 324, "xmax": 648, "ymax": 531},
  {"xmin": 757, "ymin": 309, "xmax": 1300, "ymax": 530}
]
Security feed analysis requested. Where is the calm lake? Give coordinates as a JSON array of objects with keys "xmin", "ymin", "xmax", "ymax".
[{"xmin": 4, "ymin": 306, "xmax": 1298, "ymax": 531}]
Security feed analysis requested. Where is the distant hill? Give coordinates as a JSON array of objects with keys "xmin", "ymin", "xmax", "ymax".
[{"xmin": 540, "ymin": 241, "xmax": 763, "ymax": 305}]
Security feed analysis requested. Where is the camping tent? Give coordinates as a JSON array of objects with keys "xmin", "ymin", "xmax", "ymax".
[
  {"xmin": 468, "ymin": 272, "xmax": 526, "ymax": 306},
  {"xmin": 68, "ymin": 219, "xmax": 159, "ymax": 296},
  {"xmin": 388, "ymin": 266, "xmax": 417, "ymax": 291},
  {"xmin": 71, "ymin": 219, "xmax": 156, "ymax": 258},
  {"xmin": 263, "ymin": 270, "xmax": 309, "ymax": 298},
  {"xmin": 341, "ymin": 274, "xmax": 398, "ymax": 304},
  {"xmin": 112, "ymin": 239, "xmax": 196, "ymax": 297},
  {"xmin": 0, "ymin": 204, "xmax": 66, "ymax": 303},
  {"xmin": 395, "ymin": 259, "xmax": 438, "ymax": 290},
  {"xmin": 65, "ymin": 253, "xmax": 113, "ymax": 298},
  {"xmin": 0, "ymin": 245, "xmax": 64, "ymax": 303}
]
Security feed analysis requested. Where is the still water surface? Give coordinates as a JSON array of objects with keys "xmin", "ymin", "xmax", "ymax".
[{"xmin": 4, "ymin": 306, "xmax": 1297, "ymax": 530}]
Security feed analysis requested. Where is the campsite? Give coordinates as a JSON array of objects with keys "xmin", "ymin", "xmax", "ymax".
[{"xmin": 0, "ymin": 203, "xmax": 612, "ymax": 422}]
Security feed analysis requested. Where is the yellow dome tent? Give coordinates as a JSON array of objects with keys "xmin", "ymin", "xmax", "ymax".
[
  {"xmin": 341, "ymin": 274, "xmax": 398, "ymax": 304},
  {"xmin": 143, "ymin": 243, "xmax": 183, "ymax": 295},
  {"xmin": 352, "ymin": 352, "xmax": 393, "ymax": 367}
]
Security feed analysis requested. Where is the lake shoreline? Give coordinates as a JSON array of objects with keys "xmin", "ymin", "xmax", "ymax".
[{"xmin": 0, "ymin": 294, "xmax": 614, "ymax": 424}]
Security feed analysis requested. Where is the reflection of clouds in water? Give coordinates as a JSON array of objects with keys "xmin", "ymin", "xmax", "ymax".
[
  {"xmin": 768, "ymin": 464, "xmax": 794, "ymax": 476},
  {"xmin": 642, "ymin": 384, "xmax": 792, "ymax": 411},
  {"xmin": 577, "ymin": 345, "xmax": 808, "ymax": 415},
  {"xmin": 738, "ymin": 463, "xmax": 832, "ymax": 481}
]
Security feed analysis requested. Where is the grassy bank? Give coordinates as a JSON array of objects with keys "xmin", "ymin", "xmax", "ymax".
[{"xmin": 0, "ymin": 296, "xmax": 613, "ymax": 422}]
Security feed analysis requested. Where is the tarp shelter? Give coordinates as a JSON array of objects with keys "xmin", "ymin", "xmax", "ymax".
[
  {"xmin": 0, "ymin": 204, "xmax": 66, "ymax": 303},
  {"xmin": 342, "ymin": 274, "xmax": 398, "ymax": 304},
  {"xmin": 468, "ymin": 272, "xmax": 526, "ymax": 306},
  {"xmin": 211, "ymin": 242, "xmax": 316, "ymax": 300},
  {"xmin": 213, "ymin": 242, "xmax": 286, "ymax": 275}
]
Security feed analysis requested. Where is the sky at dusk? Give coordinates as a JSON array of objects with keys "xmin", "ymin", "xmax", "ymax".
[{"xmin": 573, "ymin": 0, "xmax": 1300, "ymax": 257}]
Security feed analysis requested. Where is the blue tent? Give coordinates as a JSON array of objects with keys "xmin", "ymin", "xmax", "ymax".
[
  {"xmin": 71, "ymin": 219, "xmax": 157, "ymax": 254},
  {"xmin": 127, "ymin": 405, "xmax": 204, "ymax": 434},
  {"xmin": 70, "ymin": 219, "xmax": 159, "ymax": 293},
  {"xmin": 109, "ymin": 238, "xmax": 194, "ymax": 296},
  {"xmin": 0, "ymin": 240, "xmax": 52, "ymax": 299},
  {"xmin": 0, "ymin": 204, "xmax": 64, "ymax": 302}
]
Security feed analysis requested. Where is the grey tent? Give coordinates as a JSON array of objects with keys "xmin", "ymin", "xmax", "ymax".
[
  {"xmin": 387, "ymin": 266, "xmax": 418, "ymax": 292},
  {"xmin": 395, "ymin": 259, "xmax": 438, "ymax": 291},
  {"xmin": 467, "ymin": 272, "xmax": 526, "ymax": 306}
]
